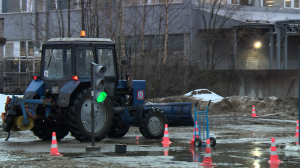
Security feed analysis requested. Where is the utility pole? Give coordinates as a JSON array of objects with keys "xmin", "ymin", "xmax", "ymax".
[
  {"xmin": 81, "ymin": 0, "xmax": 85, "ymax": 31},
  {"xmin": 68, "ymin": 0, "xmax": 70, "ymax": 37}
]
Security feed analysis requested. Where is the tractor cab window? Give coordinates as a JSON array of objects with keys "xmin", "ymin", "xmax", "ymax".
[
  {"xmin": 76, "ymin": 48, "xmax": 94, "ymax": 78},
  {"xmin": 44, "ymin": 48, "xmax": 71, "ymax": 79},
  {"xmin": 97, "ymin": 49, "xmax": 115, "ymax": 76}
]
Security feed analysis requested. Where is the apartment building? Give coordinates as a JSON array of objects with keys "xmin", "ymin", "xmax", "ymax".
[{"xmin": 0, "ymin": 0, "xmax": 299, "ymax": 93}]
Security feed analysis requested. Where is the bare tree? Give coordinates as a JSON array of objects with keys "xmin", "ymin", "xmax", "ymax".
[
  {"xmin": 162, "ymin": 0, "xmax": 169, "ymax": 65},
  {"xmin": 196, "ymin": 0, "xmax": 242, "ymax": 70}
]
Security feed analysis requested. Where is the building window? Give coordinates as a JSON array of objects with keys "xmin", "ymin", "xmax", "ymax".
[
  {"xmin": 28, "ymin": 41, "xmax": 34, "ymax": 56},
  {"xmin": 295, "ymin": 0, "xmax": 300, "ymax": 8},
  {"xmin": 5, "ymin": 41, "xmax": 34, "ymax": 59},
  {"xmin": 1, "ymin": 0, "xmax": 71, "ymax": 13},
  {"xmin": 20, "ymin": 41, "xmax": 26, "ymax": 56},
  {"xmin": 263, "ymin": 0, "xmax": 283, "ymax": 7},
  {"xmin": 2, "ymin": 0, "xmax": 20, "ymax": 13},
  {"xmin": 5, "ymin": 43, "xmax": 14, "ymax": 58},
  {"xmin": 49, "ymin": 0, "xmax": 68, "ymax": 10},
  {"xmin": 70, "ymin": 0, "xmax": 80, "ymax": 9},
  {"xmin": 20, "ymin": 41, "xmax": 34, "ymax": 57},
  {"xmin": 5, "ymin": 60, "xmax": 19, "ymax": 72},
  {"xmin": 231, "ymin": 0, "xmax": 238, "ymax": 4},
  {"xmin": 285, "ymin": 0, "xmax": 292, "ymax": 7},
  {"xmin": 2, "ymin": 0, "xmax": 29, "ymax": 13},
  {"xmin": 20, "ymin": 61, "xmax": 27, "ymax": 72}
]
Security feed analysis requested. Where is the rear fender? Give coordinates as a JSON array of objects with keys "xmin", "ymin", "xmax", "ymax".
[
  {"xmin": 24, "ymin": 80, "xmax": 45, "ymax": 99},
  {"xmin": 57, "ymin": 80, "xmax": 81, "ymax": 107}
]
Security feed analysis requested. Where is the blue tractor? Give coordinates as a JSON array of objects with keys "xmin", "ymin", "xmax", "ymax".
[{"xmin": 1, "ymin": 36, "xmax": 193, "ymax": 142}]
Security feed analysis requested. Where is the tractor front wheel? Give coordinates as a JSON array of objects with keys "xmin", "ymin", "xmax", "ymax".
[
  {"xmin": 67, "ymin": 87, "xmax": 113, "ymax": 142},
  {"xmin": 139, "ymin": 107, "xmax": 167, "ymax": 139},
  {"xmin": 3, "ymin": 115, "xmax": 14, "ymax": 132}
]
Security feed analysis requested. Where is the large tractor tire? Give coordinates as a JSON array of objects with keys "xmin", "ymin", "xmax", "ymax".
[
  {"xmin": 31, "ymin": 119, "xmax": 69, "ymax": 140},
  {"xmin": 67, "ymin": 87, "xmax": 113, "ymax": 142},
  {"xmin": 107, "ymin": 117, "xmax": 130, "ymax": 138},
  {"xmin": 139, "ymin": 107, "xmax": 167, "ymax": 139}
]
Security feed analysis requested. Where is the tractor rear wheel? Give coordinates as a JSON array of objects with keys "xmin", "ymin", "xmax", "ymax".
[
  {"xmin": 31, "ymin": 119, "xmax": 69, "ymax": 140},
  {"xmin": 139, "ymin": 107, "xmax": 167, "ymax": 139},
  {"xmin": 67, "ymin": 87, "xmax": 113, "ymax": 142}
]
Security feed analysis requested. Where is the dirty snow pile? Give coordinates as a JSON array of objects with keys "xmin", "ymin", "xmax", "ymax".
[
  {"xmin": 149, "ymin": 89, "xmax": 299, "ymax": 116},
  {"xmin": 284, "ymin": 143, "xmax": 300, "ymax": 151}
]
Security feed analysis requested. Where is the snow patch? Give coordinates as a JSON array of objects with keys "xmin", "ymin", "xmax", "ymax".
[
  {"xmin": 185, "ymin": 89, "xmax": 223, "ymax": 103},
  {"xmin": 0, "ymin": 94, "xmax": 23, "ymax": 113}
]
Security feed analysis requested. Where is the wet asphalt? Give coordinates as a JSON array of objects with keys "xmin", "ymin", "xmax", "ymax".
[{"xmin": 1, "ymin": 130, "xmax": 300, "ymax": 168}]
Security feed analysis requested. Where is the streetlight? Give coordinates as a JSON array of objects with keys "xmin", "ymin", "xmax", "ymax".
[{"xmin": 254, "ymin": 41, "xmax": 261, "ymax": 49}]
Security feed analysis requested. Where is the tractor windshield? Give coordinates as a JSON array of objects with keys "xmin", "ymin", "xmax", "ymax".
[
  {"xmin": 76, "ymin": 47, "xmax": 94, "ymax": 78},
  {"xmin": 97, "ymin": 48, "xmax": 115, "ymax": 76},
  {"xmin": 44, "ymin": 48, "xmax": 72, "ymax": 79}
]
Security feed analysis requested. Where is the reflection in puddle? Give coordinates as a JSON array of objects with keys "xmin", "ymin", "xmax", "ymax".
[
  {"xmin": 251, "ymin": 147, "xmax": 262, "ymax": 157},
  {"xmin": 162, "ymin": 143, "xmax": 170, "ymax": 156},
  {"xmin": 189, "ymin": 146, "xmax": 202, "ymax": 163},
  {"xmin": 253, "ymin": 160, "xmax": 260, "ymax": 168}
]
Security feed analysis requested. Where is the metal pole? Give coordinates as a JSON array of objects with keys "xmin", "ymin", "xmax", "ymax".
[
  {"xmin": 233, "ymin": 28, "xmax": 237, "ymax": 70},
  {"xmin": 68, "ymin": 0, "xmax": 70, "ymax": 37},
  {"xmin": 284, "ymin": 34, "xmax": 288, "ymax": 69},
  {"xmin": 81, "ymin": 0, "xmax": 85, "ymax": 31},
  {"xmin": 85, "ymin": 65, "xmax": 100, "ymax": 156},
  {"xmin": 269, "ymin": 28, "xmax": 273, "ymax": 69},
  {"xmin": 298, "ymin": 46, "xmax": 300, "ymax": 144},
  {"xmin": 276, "ymin": 26, "xmax": 281, "ymax": 69},
  {"xmin": 90, "ymin": 62, "xmax": 95, "ymax": 146}
]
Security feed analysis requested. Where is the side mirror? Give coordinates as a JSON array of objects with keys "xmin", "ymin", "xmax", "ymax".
[{"xmin": 121, "ymin": 57, "xmax": 128, "ymax": 65}]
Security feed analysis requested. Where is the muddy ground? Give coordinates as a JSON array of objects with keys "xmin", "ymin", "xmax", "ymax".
[{"xmin": 0, "ymin": 95, "xmax": 299, "ymax": 167}]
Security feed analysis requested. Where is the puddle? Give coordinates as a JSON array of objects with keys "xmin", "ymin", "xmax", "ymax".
[
  {"xmin": 62, "ymin": 153, "xmax": 84, "ymax": 157},
  {"xmin": 76, "ymin": 141, "xmax": 300, "ymax": 168},
  {"xmin": 38, "ymin": 138, "xmax": 300, "ymax": 168}
]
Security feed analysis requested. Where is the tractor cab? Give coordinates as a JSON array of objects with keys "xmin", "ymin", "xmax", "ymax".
[{"xmin": 25, "ymin": 38, "xmax": 119, "ymax": 100}]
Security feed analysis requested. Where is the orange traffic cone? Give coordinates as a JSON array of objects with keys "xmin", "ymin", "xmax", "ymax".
[
  {"xmin": 162, "ymin": 143, "xmax": 170, "ymax": 156},
  {"xmin": 50, "ymin": 132, "xmax": 63, "ymax": 156},
  {"xmin": 190, "ymin": 121, "xmax": 200, "ymax": 145},
  {"xmin": 268, "ymin": 137, "xmax": 281, "ymax": 164},
  {"xmin": 295, "ymin": 120, "xmax": 299, "ymax": 137},
  {"xmin": 251, "ymin": 105, "xmax": 258, "ymax": 117},
  {"xmin": 199, "ymin": 139, "xmax": 216, "ymax": 166},
  {"xmin": 161, "ymin": 124, "xmax": 171, "ymax": 144}
]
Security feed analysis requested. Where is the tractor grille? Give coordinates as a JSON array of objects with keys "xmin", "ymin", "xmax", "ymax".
[{"xmin": 44, "ymin": 81, "xmax": 69, "ymax": 94}]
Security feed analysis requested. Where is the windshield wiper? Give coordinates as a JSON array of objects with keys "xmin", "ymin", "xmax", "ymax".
[{"xmin": 46, "ymin": 48, "xmax": 54, "ymax": 70}]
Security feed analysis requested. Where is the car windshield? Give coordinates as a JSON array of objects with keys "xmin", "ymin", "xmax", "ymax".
[{"xmin": 44, "ymin": 48, "xmax": 72, "ymax": 79}]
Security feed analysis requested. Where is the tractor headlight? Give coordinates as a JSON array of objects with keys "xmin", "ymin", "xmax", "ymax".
[{"xmin": 52, "ymin": 85, "xmax": 59, "ymax": 94}]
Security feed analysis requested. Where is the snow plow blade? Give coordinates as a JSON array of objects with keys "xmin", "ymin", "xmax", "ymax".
[{"xmin": 145, "ymin": 102, "xmax": 194, "ymax": 127}]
